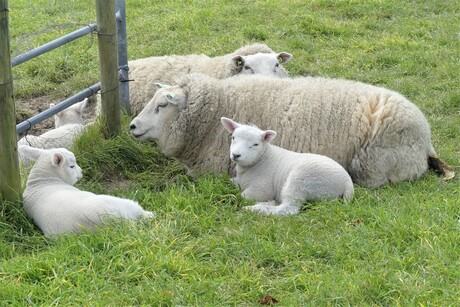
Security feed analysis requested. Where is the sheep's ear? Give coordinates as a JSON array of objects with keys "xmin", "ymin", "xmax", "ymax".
[
  {"xmin": 73, "ymin": 98, "xmax": 88, "ymax": 113},
  {"xmin": 154, "ymin": 82, "xmax": 171, "ymax": 90},
  {"xmin": 163, "ymin": 90, "xmax": 186, "ymax": 107},
  {"xmin": 221, "ymin": 117, "xmax": 240, "ymax": 133},
  {"xmin": 231, "ymin": 55, "xmax": 245, "ymax": 72},
  {"xmin": 277, "ymin": 52, "xmax": 293, "ymax": 64},
  {"xmin": 52, "ymin": 152, "xmax": 65, "ymax": 167},
  {"xmin": 262, "ymin": 130, "xmax": 277, "ymax": 143},
  {"xmin": 18, "ymin": 145, "xmax": 44, "ymax": 161}
]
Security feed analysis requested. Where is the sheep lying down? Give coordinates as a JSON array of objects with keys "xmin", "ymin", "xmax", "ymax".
[
  {"xmin": 221, "ymin": 117, "xmax": 354, "ymax": 216},
  {"xmin": 130, "ymin": 73, "xmax": 454, "ymax": 188},
  {"xmin": 17, "ymin": 98, "xmax": 89, "ymax": 168},
  {"xmin": 128, "ymin": 43, "xmax": 292, "ymax": 115},
  {"xmin": 20, "ymin": 146, "xmax": 154, "ymax": 236}
]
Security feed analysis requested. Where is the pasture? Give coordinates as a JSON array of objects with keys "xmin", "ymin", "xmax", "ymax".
[{"xmin": 1, "ymin": 0, "xmax": 459, "ymax": 305}]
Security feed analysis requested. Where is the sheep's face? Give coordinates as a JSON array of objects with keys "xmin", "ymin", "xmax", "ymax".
[
  {"xmin": 53, "ymin": 98, "xmax": 88, "ymax": 128},
  {"xmin": 221, "ymin": 117, "xmax": 277, "ymax": 168},
  {"xmin": 51, "ymin": 149, "xmax": 83, "ymax": 185},
  {"xmin": 231, "ymin": 52, "xmax": 292, "ymax": 77},
  {"xmin": 130, "ymin": 86, "xmax": 187, "ymax": 156}
]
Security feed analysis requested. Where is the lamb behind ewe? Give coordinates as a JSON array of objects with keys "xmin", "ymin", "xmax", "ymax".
[
  {"xmin": 130, "ymin": 73, "xmax": 454, "ymax": 188},
  {"xmin": 221, "ymin": 117, "xmax": 354, "ymax": 216},
  {"xmin": 20, "ymin": 145, "xmax": 154, "ymax": 236},
  {"xmin": 128, "ymin": 43, "xmax": 292, "ymax": 115},
  {"xmin": 18, "ymin": 99, "xmax": 89, "ymax": 168}
]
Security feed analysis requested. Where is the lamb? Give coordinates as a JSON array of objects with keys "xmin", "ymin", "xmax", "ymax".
[
  {"xmin": 18, "ymin": 99, "xmax": 89, "ymax": 167},
  {"xmin": 127, "ymin": 43, "xmax": 292, "ymax": 115},
  {"xmin": 129, "ymin": 73, "xmax": 454, "ymax": 188},
  {"xmin": 221, "ymin": 117, "xmax": 354, "ymax": 216},
  {"xmin": 19, "ymin": 145, "xmax": 154, "ymax": 236}
]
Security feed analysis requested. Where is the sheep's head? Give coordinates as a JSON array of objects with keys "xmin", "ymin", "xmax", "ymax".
[
  {"xmin": 53, "ymin": 98, "xmax": 88, "ymax": 128},
  {"xmin": 231, "ymin": 52, "xmax": 292, "ymax": 77},
  {"xmin": 221, "ymin": 117, "xmax": 277, "ymax": 167},
  {"xmin": 130, "ymin": 84, "xmax": 187, "ymax": 157},
  {"xmin": 19, "ymin": 146, "xmax": 83, "ymax": 185}
]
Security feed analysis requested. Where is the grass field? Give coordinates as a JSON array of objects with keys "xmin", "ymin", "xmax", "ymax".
[{"xmin": 1, "ymin": 0, "xmax": 459, "ymax": 305}]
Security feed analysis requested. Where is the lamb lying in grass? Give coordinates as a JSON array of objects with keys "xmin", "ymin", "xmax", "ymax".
[
  {"xmin": 18, "ymin": 98, "xmax": 89, "ymax": 168},
  {"xmin": 221, "ymin": 117, "xmax": 354, "ymax": 216},
  {"xmin": 20, "ymin": 145, "xmax": 154, "ymax": 236}
]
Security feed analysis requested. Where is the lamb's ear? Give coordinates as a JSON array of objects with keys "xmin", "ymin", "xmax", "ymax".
[
  {"xmin": 221, "ymin": 117, "xmax": 240, "ymax": 133},
  {"xmin": 72, "ymin": 98, "xmax": 88, "ymax": 113},
  {"xmin": 18, "ymin": 145, "xmax": 44, "ymax": 161},
  {"xmin": 154, "ymin": 82, "xmax": 172, "ymax": 90},
  {"xmin": 51, "ymin": 152, "xmax": 65, "ymax": 167},
  {"xmin": 262, "ymin": 130, "xmax": 277, "ymax": 143},
  {"xmin": 231, "ymin": 55, "xmax": 245, "ymax": 73},
  {"xmin": 277, "ymin": 52, "xmax": 293, "ymax": 64}
]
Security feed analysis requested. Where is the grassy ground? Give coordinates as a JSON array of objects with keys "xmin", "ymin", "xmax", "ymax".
[{"xmin": 2, "ymin": 0, "xmax": 459, "ymax": 305}]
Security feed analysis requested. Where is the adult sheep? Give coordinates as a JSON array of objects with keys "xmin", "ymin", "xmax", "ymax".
[
  {"xmin": 128, "ymin": 43, "xmax": 293, "ymax": 115},
  {"xmin": 129, "ymin": 73, "xmax": 455, "ymax": 188}
]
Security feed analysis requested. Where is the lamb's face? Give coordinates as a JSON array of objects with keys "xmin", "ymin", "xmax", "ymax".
[
  {"xmin": 54, "ymin": 98, "xmax": 87, "ymax": 128},
  {"xmin": 232, "ymin": 52, "xmax": 292, "ymax": 77},
  {"xmin": 130, "ymin": 86, "xmax": 187, "ymax": 156},
  {"xmin": 51, "ymin": 149, "xmax": 83, "ymax": 185},
  {"xmin": 230, "ymin": 127, "xmax": 268, "ymax": 167}
]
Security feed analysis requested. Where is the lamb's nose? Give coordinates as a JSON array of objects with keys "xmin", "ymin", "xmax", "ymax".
[
  {"xmin": 232, "ymin": 153, "xmax": 241, "ymax": 160},
  {"xmin": 130, "ymin": 124, "xmax": 136, "ymax": 130}
]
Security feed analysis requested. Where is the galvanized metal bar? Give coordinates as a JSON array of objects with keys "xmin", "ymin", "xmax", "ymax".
[
  {"xmin": 16, "ymin": 82, "xmax": 101, "ymax": 134},
  {"xmin": 11, "ymin": 23, "xmax": 97, "ymax": 67},
  {"xmin": 116, "ymin": 0, "xmax": 131, "ymax": 114}
]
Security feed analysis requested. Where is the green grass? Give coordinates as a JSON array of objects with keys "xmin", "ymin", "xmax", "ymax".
[{"xmin": 2, "ymin": 0, "xmax": 460, "ymax": 305}]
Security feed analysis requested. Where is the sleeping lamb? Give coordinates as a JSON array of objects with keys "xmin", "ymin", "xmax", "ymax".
[
  {"xmin": 221, "ymin": 117, "xmax": 354, "ymax": 216},
  {"xmin": 20, "ymin": 145, "xmax": 154, "ymax": 236},
  {"xmin": 130, "ymin": 73, "xmax": 454, "ymax": 188},
  {"xmin": 127, "ymin": 43, "xmax": 292, "ymax": 115}
]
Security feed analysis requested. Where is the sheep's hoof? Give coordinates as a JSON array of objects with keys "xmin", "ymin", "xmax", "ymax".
[{"xmin": 143, "ymin": 211, "xmax": 156, "ymax": 218}]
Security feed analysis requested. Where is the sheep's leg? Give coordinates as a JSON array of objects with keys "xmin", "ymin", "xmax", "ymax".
[{"xmin": 244, "ymin": 201, "xmax": 300, "ymax": 216}]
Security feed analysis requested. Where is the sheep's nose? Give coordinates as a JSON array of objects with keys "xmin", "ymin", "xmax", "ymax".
[
  {"xmin": 130, "ymin": 124, "xmax": 136, "ymax": 130},
  {"xmin": 232, "ymin": 153, "xmax": 241, "ymax": 160}
]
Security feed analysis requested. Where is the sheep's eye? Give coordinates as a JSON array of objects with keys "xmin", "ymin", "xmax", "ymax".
[
  {"xmin": 244, "ymin": 66, "xmax": 253, "ymax": 73},
  {"xmin": 231, "ymin": 136, "xmax": 235, "ymax": 140},
  {"xmin": 70, "ymin": 165, "xmax": 75, "ymax": 169},
  {"xmin": 155, "ymin": 103, "xmax": 167, "ymax": 113},
  {"xmin": 253, "ymin": 143, "xmax": 259, "ymax": 147},
  {"xmin": 275, "ymin": 63, "xmax": 280, "ymax": 68}
]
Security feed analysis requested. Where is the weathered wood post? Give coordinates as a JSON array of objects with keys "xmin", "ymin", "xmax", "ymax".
[
  {"xmin": 96, "ymin": 0, "xmax": 121, "ymax": 137},
  {"xmin": 0, "ymin": 0, "xmax": 21, "ymax": 201}
]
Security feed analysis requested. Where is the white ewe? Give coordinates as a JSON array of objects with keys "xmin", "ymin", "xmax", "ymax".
[
  {"xmin": 20, "ymin": 145, "xmax": 154, "ymax": 236},
  {"xmin": 129, "ymin": 73, "xmax": 454, "ymax": 188},
  {"xmin": 127, "ymin": 43, "xmax": 292, "ymax": 115},
  {"xmin": 221, "ymin": 117, "xmax": 354, "ymax": 216}
]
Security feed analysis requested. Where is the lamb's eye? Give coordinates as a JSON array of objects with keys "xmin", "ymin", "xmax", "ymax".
[
  {"xmin": 275, "ymin": 63, "xmax": 280, "ymax": 68},
  {"xmin": 253, "ymin": 143, "xmax": 259, "ymax": 147},
  {"xmin": 70, "ymin": 165, "xmax": 75, "ymax": 169}
]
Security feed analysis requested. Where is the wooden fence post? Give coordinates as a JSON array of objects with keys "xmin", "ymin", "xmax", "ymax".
[
  {"xmin": 0, "ymin": 0, "xmax": 21, "ymax": 202},
  {"xmin": 96, "ymin": 0, "xmax": 121, "ymax": 137}
]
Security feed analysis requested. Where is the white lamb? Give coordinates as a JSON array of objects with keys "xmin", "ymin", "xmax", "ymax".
[
  {"xmin": 130, "ymin": 73, "xmax": 454, "ymax": 188},
  {"xmin": 127, "ymin": 43, "xmax": 292, "ymax": 115},
  {"xmin": 18, "ymin": 98, "xmax": 89, "ymax": 167},
  {"xmin": 221, "ymin": 117, "xmax": 354, "ymax": 216},
  {"xmin": 20, "ymin": 145, "xmax": 154, "ymax": 236}
]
